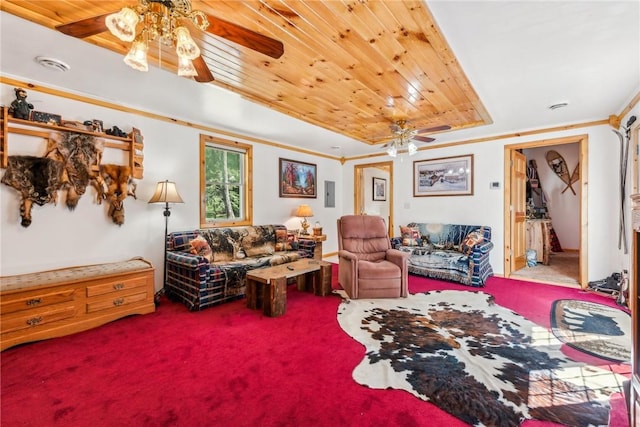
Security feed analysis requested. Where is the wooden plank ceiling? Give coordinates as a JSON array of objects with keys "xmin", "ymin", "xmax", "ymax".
[{"xmin": 1, "ymin": 0, "xmax": 492, "ymax": 146}]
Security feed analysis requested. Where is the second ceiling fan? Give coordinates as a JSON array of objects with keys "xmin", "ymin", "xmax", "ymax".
[
  {"xmin": 55, "ymin": 0, "xmax": 284, "ymax": 83},
  {"xmin": 383, "ymin": 120, "xmax": 451, "ymax": 157}
]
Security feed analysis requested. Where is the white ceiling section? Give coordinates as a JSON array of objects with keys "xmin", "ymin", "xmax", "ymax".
[{"xmin": 0, "ymin": 1, "xmax": 638, "ymax": 159}]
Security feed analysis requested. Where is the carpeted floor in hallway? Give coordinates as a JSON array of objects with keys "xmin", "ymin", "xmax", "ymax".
[{"xmin": 510, "ymin": 251, "xmax": 580, "ymax": 286}]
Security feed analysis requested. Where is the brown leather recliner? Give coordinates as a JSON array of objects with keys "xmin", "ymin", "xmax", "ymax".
[{"xmin": 337, "ymin": 215, "xmax": 410, "ymax": 299}]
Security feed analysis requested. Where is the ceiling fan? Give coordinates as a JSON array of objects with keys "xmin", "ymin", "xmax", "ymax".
[
  {"xmin": 55, "ymin": 0, "xmax": 284, "ymax": 82},
  {"xmin": 382, "ymin": 120, "xmax": 451, "ymax": 157}
]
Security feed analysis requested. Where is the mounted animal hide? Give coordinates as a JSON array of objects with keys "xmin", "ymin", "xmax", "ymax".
[
  {"xmin": 46, "ymin": 132, "xmax": 104, "ymax": 210},
  {"xmin": 1, "ymin": 155, "xmax": 64, "ymax": 227},
  {"xmin": 92, "ymin": 164, "xmax": 137, "ymax": 225}
]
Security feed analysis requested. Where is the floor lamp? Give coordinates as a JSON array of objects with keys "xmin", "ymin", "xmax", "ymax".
[{"xmin": 148, "ymin": 180, "xmax": 184, "ymax": 303}]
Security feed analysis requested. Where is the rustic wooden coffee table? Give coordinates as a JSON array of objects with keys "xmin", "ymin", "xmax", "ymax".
[{"xmin": 245, "ymin": 258, "xmax": 332, "ymax": 317}]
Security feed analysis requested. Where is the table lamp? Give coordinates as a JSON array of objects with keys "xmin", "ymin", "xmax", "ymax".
[{"xmin": 295, "ymin": 204, "xmax": 313, "ymax": 235}]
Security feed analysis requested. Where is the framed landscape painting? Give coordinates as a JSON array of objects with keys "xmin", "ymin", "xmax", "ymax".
[
  {"xmin": 279, "ymin": 158, "xmax": 317, "ymax": 198},
  {"xmin": 373, "ymin": 177, "xmax": 386, "ymax": 201},
  {"xmin": 413, "ymin": 154, "xmax": 474, "ymax": 197}
]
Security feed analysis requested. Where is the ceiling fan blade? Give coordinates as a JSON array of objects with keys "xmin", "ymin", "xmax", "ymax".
[
  {"xmin": 193, "ymin": 56, "xmax": 215, "ymax": 82},
  {"xmin": 205, "ymin": 14, "xmax": 284, "ymax": 59},
  {"xmin": 415, "ymin": 124, "xmax": 451, "ymax": 134},
  {"xmin": 413, "ymin": 135, "xmax": 436, "ymax": 143},
  {"xmin": 55, "ymin": 13, "xmax": 112, "ymax": 38}
]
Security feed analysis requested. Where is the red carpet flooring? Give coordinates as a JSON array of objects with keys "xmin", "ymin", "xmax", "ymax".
[{"xmin": 1, "ymin": 266, "xmax": 631, "ymax": 426}]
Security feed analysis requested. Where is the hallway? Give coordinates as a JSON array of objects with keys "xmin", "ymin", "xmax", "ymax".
[{"xmin": 509, "ymin": 251, "xmax": 580, "ymax": 287}]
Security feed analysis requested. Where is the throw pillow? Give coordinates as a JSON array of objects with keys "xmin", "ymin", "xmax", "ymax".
[
  {"xmin": 275, "ymin": 229, "xmax": 299, "ymax": 251},
  {"xmin": 400, "ymin": 226, "xmax": 421, "ymax": 246},
  {"xmin": 188, "ymin": 235, "xmax": 213, "ymax": 262},
  {"xmin": 460, "ymin": 230, "xmax": 484, "ymax": 255}
]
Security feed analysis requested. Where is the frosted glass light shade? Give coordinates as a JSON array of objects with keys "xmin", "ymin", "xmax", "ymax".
[
  {"xmin": 124, "ymin": 40, "xmax": 149, "ymax": 72},
  {"xmin": 386, "ymin": 144, "xmax": 397, "ymax": 157},
  {"xmin": 407, "ymin": 141, "xmax": 418, "ymax": 156},
  {"xmin": 106, "ymin": 7, "xmax": 139, "ymax": 42},
  {"xmin": 177, "ymin": 56, "xmax": 198, "ymax": 77},
  {"xmin": 175, "ymin": 26, "xmax": 200, "ymax": 60}
]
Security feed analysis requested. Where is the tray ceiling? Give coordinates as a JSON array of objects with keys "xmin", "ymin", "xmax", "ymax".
[{"xmin": 0, "ymin": 0, "xmax": 491, "ymax": 146}]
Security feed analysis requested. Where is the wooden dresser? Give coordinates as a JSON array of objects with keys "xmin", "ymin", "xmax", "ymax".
[{"xmin": 0, "ymin": 258, "xmax": 154, "ymax": 351}]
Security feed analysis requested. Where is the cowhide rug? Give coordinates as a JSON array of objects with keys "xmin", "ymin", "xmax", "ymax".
[{"xmin": 336, "ymin": 290, "xmax": 626, "ymax": 427}]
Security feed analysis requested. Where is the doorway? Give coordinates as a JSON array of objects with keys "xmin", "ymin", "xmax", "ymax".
[
  {"xmin": 503, "ymin": 135, "xmax": 588, "ymax": 288},
  {"xmin": 354, "ymin": 161, "xmax": 394, "ymax": 236}
]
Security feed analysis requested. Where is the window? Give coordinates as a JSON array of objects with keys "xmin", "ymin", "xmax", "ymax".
[{"xmin": 200, "ymin": 135, "xmax": 253, "ymax": 227}]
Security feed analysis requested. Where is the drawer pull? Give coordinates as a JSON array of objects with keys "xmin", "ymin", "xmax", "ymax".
[
  {"xmin": 113, "ymin": 283, "xmax": 125, "ymax": 290},
  {"xmin": 26, "ymin": 298, "xmax": 42, "ymax": 306},
  {"xmin": 113, "ymin": 298, "xmax": 125, "ymax": 306},
  {"xmin": 26, "ymin": 316, "xmax": 42, "ymax": 326}
]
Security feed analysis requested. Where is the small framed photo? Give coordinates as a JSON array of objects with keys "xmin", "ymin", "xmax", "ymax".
[
  {"xmin": 30, "ymin": 111, "xmax": 62, "ymax": 126},
  {"xmin": 413, "ymin": 154, "xmax": 474, "ymax": 197},
  {"xmin": 372, "ymin": 177, "xmax": 386, "ymax": 201},
  {"xmin": 279, "ymin": 158, "xmax": 317, "ymax": 198}
]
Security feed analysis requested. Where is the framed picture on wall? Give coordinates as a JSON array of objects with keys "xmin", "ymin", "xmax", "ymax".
[
  {"xmin": 413, "ymin": 154, "xmax": 474, "ymax": 197},
  {"xmin": 279, "ymin": 158, "xmax": 317, "ymax": 198},
  {"xmin": 373, "ymin": 177, "xmax": 386, "ymax": 201}
]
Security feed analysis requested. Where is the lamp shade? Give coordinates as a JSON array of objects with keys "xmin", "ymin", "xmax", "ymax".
[
  {"xmin": 177, "ymin": 57, "xmax": 198, "ymax": 77},
  {"xmin": 175, "ymin": 26, "xmax": 201, "ymax": 60},
  {"xmin": 105, "ymin": 7, "xmax": 139, "ymax": 42},
  {"xmin": 124, "ymin": 38, "xmax": 149, "ymax": 72},
  {"xmin": 294, "ymin": 204, "xmax": 313, "ymax": 218},
  {"xmin": 148, "ymin": 181, "xmax": 184, "ymax": 204}
]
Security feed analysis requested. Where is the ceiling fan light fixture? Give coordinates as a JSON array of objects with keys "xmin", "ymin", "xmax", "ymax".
[
  {"xmin": 106, "ymin": 7, "xmax": 139, "ymax": 42},
  {"xmin": 124, "ymin": 38, "xmax": 149, "ymax": 71},
  {"xmin": 386, "ymin": 144, "xmax": 397, "ymax": 157},
  {"xmin": 105, "ymin": 1, "xmax": 210, "ymax": 77},
  {"xmin": 177, "ymin": 56, "xmax": 198, "ymax": 77},
  {"xmin": 175, "ymin": 26, "xmax": 200, "ymax": 60}
]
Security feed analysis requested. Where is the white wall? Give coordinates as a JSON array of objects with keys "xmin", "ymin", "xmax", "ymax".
[
  {"xmin": 343, "ymin": 124, "xmax": 630, "ymax": 282},
  {"xmin": 0, "ymin": 84, "xmax": 343, "ymax": 291},
  {"xmin": 523, "ymin": 144, "xmax": 580, "ymax": 250},
  {"xmin": 362, "ymin": 167, "xmax": 390, "ymax": 220}
]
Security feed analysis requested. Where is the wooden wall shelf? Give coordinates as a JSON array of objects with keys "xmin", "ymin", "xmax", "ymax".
[{"xmin": 0, "ymin": 106, "xmax": 143, "ymax": 179}]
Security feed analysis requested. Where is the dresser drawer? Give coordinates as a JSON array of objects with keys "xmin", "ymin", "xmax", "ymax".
[
  {"xmin": 1, "ymin": 289, "xmax": 76, "ymax": 315},
  {"xmin": 1, "ymin": 303, "xmax": 77, "ymax": 334},
  {"xmin": 86, "ymin": 276, "xmax": 147, "ymax": 298},
  {"xmin": 86, "ymin": 291, "xmax": 148, "ymax": 314}
]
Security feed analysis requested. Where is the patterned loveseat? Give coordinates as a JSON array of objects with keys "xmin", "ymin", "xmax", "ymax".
[
  {"xmin": 392, "ymin": 223, "xmax": 493, "ymax": 287},
  {"xmin": 165, "ymin": 225, "xmax": 315, "ymax": 311}
]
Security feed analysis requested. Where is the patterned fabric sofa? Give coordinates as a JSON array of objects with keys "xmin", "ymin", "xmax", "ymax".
[
  {"xmin": 165, "ymin": 225, "xmax": 315, "ymax": 311},
  {"xmin": 392, "ymin": 222, "xmax": 494, "ymax": 287}
]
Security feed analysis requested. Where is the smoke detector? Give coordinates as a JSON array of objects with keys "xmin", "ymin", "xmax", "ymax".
[
  {"xmin": 548, "ymin": 102, "xmax": 569, "ymax": 111},
  {"xmin": 35, "ymin": 56, "xmax": 70, "ymax": 72}
]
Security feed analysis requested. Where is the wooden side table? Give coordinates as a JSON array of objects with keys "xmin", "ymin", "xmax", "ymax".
[{"xmin": 301, "ymin": 234, "xmax": 326, "ymax": 260}]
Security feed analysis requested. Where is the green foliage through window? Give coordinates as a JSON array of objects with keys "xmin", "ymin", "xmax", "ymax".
[{"xmin": 203, "ymin": 142, "xmax": 247, "ymax": 223}]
